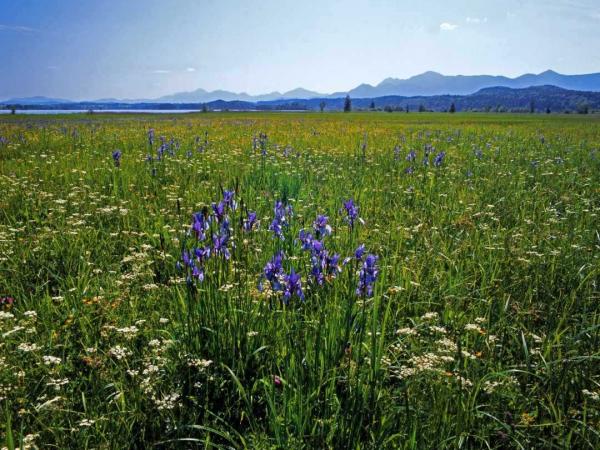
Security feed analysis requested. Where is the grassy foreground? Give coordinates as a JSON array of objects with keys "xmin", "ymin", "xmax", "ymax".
[{"xmin": 0, "ymin": 112, "xmax": 599, "ymax": 449}]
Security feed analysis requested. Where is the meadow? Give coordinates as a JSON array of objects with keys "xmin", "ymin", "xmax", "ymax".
[{"xmin": 0, "ymin": 112, "xmax": 599, "ymax": 449}]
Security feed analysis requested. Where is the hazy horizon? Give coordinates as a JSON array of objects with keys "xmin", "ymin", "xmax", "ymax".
[{"xmin": 2, "ymin": 0, "xmax": 600, "ymax": 100}]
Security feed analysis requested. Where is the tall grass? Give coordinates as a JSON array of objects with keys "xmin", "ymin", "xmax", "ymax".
[{"xmin": 0, "ymin": 112, "xmax": 599, "ymax": 448}]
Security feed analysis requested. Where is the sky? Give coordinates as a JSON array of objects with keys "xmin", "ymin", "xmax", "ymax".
[{"xmin": 1, "ymin": 0, "xmax": 600, "ymax": 100}]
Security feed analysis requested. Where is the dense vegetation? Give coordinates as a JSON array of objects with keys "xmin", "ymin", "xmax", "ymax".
[
  {"xmin": 3, "ymin": 85, "xmax": 600, "ymax": 113},
  {"xmin": 0, "ymin": 112, "xmax": 599, "ymax": 449}
]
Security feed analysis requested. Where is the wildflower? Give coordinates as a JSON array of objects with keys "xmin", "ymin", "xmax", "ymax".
[
  {"xmin": 0, "ymin": 311, "xmax": 14, "ymax": 320},
  {"xmin": 298, "ymin": 229, "xmax": 314, "ymax": 250},
  {"xmin": 78, "ymin": 419, "xmax": 96, "ymax": 428},
  {"xmin": 433, "ymin": 151, "xmax": 446, "ymax": 167},
  {"xmin": 273, "ymin": 375, "xmax": 282, "ymax": 387},
  {"xmin": 188, "ymin": 358, "xmax": 213, "ymax": 371},
  {"xmin": 283, "ymin": 269, "xmax": 304, "ymax": 302},
  {"xmin": 421, "ymin": 312, "xmax": 439, "ymax": 321},
  {"xmin": 46, "ymin": 378, "xmax": 69, "ymax": 390},
  {"xmin": 222, "ymin": 190, "xmax": 237, "ymax": 211},
  {"xmin": 148, "ymin": 128, "xmax": 155, "ymax": 147},
  {"xmin": 396, "ymin": 327, "xmax": 418, "ymax": 336},
  {"xmin": 112, "ymin": 150, "xmax": 122, "ymax": 167},
  {"xmin": 109, "ymin": 345, "xmax": 131, "ymax": 360},
  {"xmin": 354, "ymin": 244, "xmax": 366, "ymax": 260},
  {"xmin": 313, "ymin": 215, "xmax": 332, "ymax": 238},
  {"xmin": 18, "ymin": 343, "xmax": 39, "ymax": 352},
  {"xmin": 582, "ymin": 389, "xmax": 600, "ymax": 401},
  {"xmin": 0, "ymin": 296, "xmax": 15, "ymax": 307},
  {"xmin": 307, "ymin": 239, "xmax": 341, "ymax": 286},
  {"xmin": 356, "ymin": 254, "xmax": 378, "ymax": 297},
  {"xmin": 260, "ymin": 251, "xmax": 285, "ymax": 292},
  {"xmin": 191, "ymin": 211, "xmax": 210, "ymax": 241},
  {"xmin": 212, "ymin": 233, "xmax": 231, "ymax": 260},
  {"xmin": 406, "ymin": 150, "xmax": 416, "ymax": 162},
  {"xmin": 154, "ymin": 392, "xmax": 180, "ymax": 411},
  {"xmin": 243, "ymin": 211, "xmax": 258, "ymax": 232},
  {"xmin": 42, "ymin": 355, "xmax": 62, "ymax": 366},
  {"xmin": 269, "ymin": 200, "xmax": 293, "ymax": 239},
  {"xmin": 211, "ymin": 201, "xmax": 226, "ymax": 223},
  {"xmin": 342, "ymin": 199, "xmax": 363, "ymax": 228}
]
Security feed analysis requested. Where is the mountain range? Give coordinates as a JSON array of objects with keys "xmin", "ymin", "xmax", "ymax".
[
  {"xmin": 3, "ymin": 85, "xmax": 599, "ymax": 113},
  {"xmin": 3, "ymin": 70, "xmax": 600, "ymax": 105}
]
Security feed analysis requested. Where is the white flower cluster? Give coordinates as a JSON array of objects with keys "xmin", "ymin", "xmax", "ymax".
[
  {"xmin": 42, "ymin": 355, "xmax": 62, "ymax": 366},
  {"xmin": 109, "ymin": 345, "xmax": 132, "ymax": 360}
]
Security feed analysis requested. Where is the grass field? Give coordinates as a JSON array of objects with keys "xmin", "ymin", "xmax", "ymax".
[{"xmin": 1, "ymin": 112, "xmax": 599, "ymax": 449}]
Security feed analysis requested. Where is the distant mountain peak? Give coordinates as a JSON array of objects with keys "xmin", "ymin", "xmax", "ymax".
[{"xmin": 4, "ymin": 70, "xmax": 600, "ymax": 105}]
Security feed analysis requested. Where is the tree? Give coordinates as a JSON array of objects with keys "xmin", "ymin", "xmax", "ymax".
[
  {"xmin": 546, "ymin": 107, "xmax": 551, "ymax": 114},
  {"xmin": 529, "ymin": 100, "xmax": 535, "ymax": 113},
  {"xmin": 576, "ymin": 102, "xmax": 589, "ymax": 114},
  {"xmin": 319, "ymin": 100, "xmax": 326, "ymax": 112},
  {"xmin": 449, "ymin": 102, "xmax": 456, "ymax": 113},
  {"xmin": 201, "ymin": 104, "xmax": 208, "ymax": 113},
  {"xmin": 369, "ymin": 100, "xmax": 375, "ymax": 110},
  {"xmin": 405, "ymin": 104, "xmax": 409, "ymax": 113},
  {"xmin": 343, "ymin": 95, "xmax": 352, "ymax": 112},
  {"xmin": 10, "ymin": 107, "xmax": 16, "ymax": 115},
  {"xmin": 418, "ymin": 104, "xmax": 426, "ymax": 112}
]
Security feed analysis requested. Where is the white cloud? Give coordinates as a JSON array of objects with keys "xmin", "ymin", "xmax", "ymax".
[
  {"xmin": 152, "ymin": 69, "xmax": 171, "ymax": 74},
  {"xmin": 0, "ymin": 24, "xmax": 35, "ymax": 32},
  {"xmin": 466, "ymin": 17, "xmax": 487, "ymax": 24},
  {"xmin": 439, "ymin": 22, "xmax": 458, "ymax": 31},
  {"xmin": 186, "ymin": 67, "xmax": 196, "ymax": 72}
]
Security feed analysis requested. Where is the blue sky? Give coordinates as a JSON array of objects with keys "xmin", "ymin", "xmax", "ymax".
[{"xmin": 1, "ymin": 0, "xmax": 600, "ymax": 100}]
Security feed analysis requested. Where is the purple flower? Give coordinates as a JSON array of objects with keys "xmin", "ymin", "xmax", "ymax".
[
  {"xmin": 148, "ymin": 129, "xmax": 155, "ymax": 147},
  {"xmin": 433, "ymin": 151, "xmax": 446, "ymax": 167},
  {"xmin": 180, "ymin": 246, "xmax": 210, "ymax": 283},
  {"xmin": 356, "ymin": 254, "xmax": 378, "ymax": 297},
  {"xmin": 222, "ymin": 190, "xmax": 237, "ymax": 211},
  {"xmin": 243, "ymin": 211, "xmax": 258, "ymax": 232},
  {"xmin": 342, "ymin": 199, "xmax": 362, "ymax": 228},
  {"xmin": 269, "ymin": 200, "xmax": 293, "ymax": 239},
  {"xmin": 212, "ymin": 233, "xmax": 231, "ymax": 260},
  {"xmin": 112, "ymin": 150, "xmax": 122, "ymax": 167},
  {"xmin": 406, "ymin": 150, "xmax": 416, "ymax": 162},
  {"xmin": 212, "ymin": 201, "xmax": 226, "ymax": 223},
  {"xmin": 283, "ymin": 268, "xmax": 304, "ymax": 302},
  {"xmin": 313, "ymin": 215, "xmax": 332, "ymax": 238},
  {"xmin": 298, "ymin": 230, "xmax": 313, "ymax": 250},
  {"xmin": 192, "ymin": 264, "xmax": 205, "ymax": 282},
  {"xmin": 305, "ymin": 238, "xmax": 341, "ymax": 285},
  {"xmin": 404, "ymin": 166, "xmax": 414, "ymax": 175},
  {"xmin": 194, "ymin": 246, "xmax": 211, "ymax": 263},
  {"xmin": 260, "ymin": 251, "xmax": 285, "ymax": 292},
  {"xmin": 354, "ymin": 244, "xmax": 366, "ymax": 260},
  {"xmin": 191, "ymin": 211, "xmax": 210, "ymax": 241}
]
